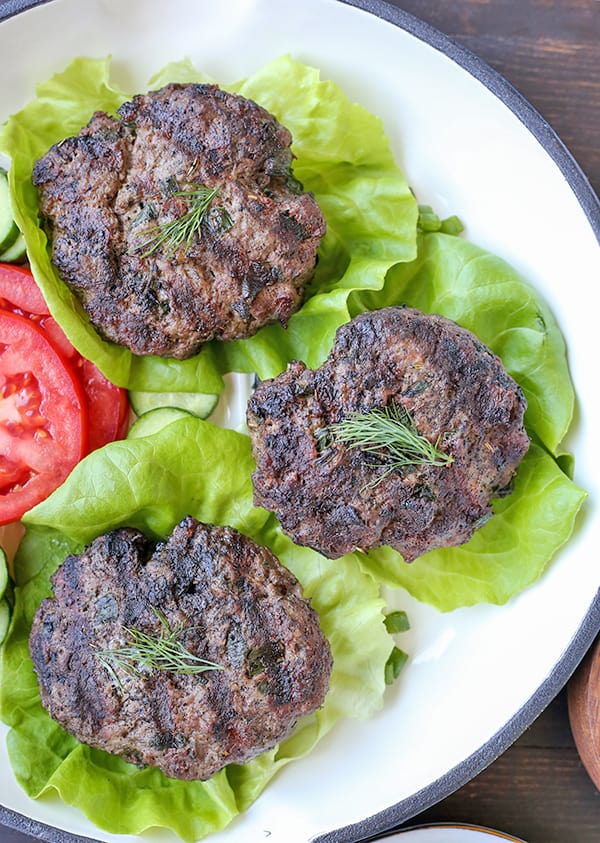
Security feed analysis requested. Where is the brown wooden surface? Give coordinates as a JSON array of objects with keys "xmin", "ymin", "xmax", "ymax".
[
  {"xmin": 1, "ymin": 1, "xmax": 599, "ymax": 843},
  {"xmin": 568, "ymin": 637, "xmax": 600, "ymax": 792}
]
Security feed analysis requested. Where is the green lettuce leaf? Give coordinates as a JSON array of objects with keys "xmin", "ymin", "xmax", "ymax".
[
  {"xmin": 352, "ymin": 231, "xmax": 574, "ymax": 455},
  {"xmin": 0, "ymin": 54, "xmax": 417, "ymax": 390},
  {"xmin": 1, "ymin": 418, "xmax": 391, "ymax": 841},
  {"xmin": 347, "ymin": 230, "xmax": 586, "ymax": 609},
  {"xmin": 361, "ymin": 443, "xmax": 587, "ymax": 611}
]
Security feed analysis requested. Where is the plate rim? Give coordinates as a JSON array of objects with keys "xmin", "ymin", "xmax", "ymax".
[
  {"xmin": 378, "ymin": 821, "xmax": 527, "ymax": 841},
  {"xmin": 313, "ymin": 611, "xmax": 600, "ymax": 841},
  {"xmin": 0, "ymin": 1, "xmax": 598, "ymax": 842},
  {"xmin": 317, "ymin": 2, "xmax": 600, "ymax": 838}
]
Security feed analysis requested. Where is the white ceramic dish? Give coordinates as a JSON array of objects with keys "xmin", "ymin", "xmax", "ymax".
[
  {"xmin": 385, "ymin": 824, "xmax": 526, "ymax": 842},
  {"xmin": 0, "ymin": 1, "xmax": 598, "ymax": 842}
]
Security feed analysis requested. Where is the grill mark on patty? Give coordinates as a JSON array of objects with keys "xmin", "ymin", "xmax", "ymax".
[
  {"xmin": 33, "ymin": 84, "xmax": 326, "ymax": 359},
  {"xmin": 29, "ymin": 516, "xmax": 332, "ymax": 780}
]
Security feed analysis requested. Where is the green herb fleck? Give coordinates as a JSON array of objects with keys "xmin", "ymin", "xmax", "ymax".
[
  {"xmin": 130, "ymin": 202, "xmax": 158, "ymax": 228},
  {"xmin": 384, "ymin": 610, "xmax": 411, "ymax": 634},
  {"xmin": 385, "ymin": 646, "xmax": 409, "ymax": 685},
  {"xmin": 246, "ymin": 641, "xmax": 284, "ymax": 677},
  {"xmin": 440, "ymin": 214, "xmax": 464, "ymax": 235},
  {"xmin": 417, "ymin": 204, "xmax": 464, "ymax": 236}
]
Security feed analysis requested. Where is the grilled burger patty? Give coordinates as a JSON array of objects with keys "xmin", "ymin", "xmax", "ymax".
[
  {"xmin": 247, "ymin": 306, "xmax": 529, "ymax": 562},
  {"xmin": 32, "ymin": 83, "xmax": 326, "ymax": 359},
  {"xmin": 29, "ymin": 516, "xmax": 332, "ymax": 780}
]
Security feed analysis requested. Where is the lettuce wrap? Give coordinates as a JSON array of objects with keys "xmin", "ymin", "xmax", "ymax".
[
  {"xmin": 0, "ymin": 54, "xmax": 418, "ymax": 391},
  {"xmin": 350, "ymin": 230, "xmax": 586, "ymax": 608},
  {"xmin": 2, "ymin": 418, "xmax": 394, "ymax": 841}
]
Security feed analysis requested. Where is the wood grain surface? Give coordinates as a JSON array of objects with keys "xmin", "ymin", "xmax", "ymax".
[{"xmin": 1, "ymin": 2, "xmax": 599, "ymax": 843}]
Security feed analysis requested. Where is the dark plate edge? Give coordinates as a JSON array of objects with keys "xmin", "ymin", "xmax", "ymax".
[
  {"xmin": 0, "ymin": 809, "xmax": 101, "ymax": 843},
  {"xmin": 314, "ymin": 1, "xmax": 600, "ymax": 840},
  {"xmin": 0, "ymin": 0, "xmax": 598, "ymax": 841},
  {"xmin": 0, "ymin": 0, "xmax": 53, "ymax": 21}
]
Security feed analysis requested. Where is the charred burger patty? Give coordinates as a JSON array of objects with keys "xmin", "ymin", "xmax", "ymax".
[
  {"xmin": 247, "ymin": 306, "xmax": 529, "ymax": 562},
  {"xmin": 32, "ymin": 83, "xmax": 326, "ymax": 359},
  {"xmin": 29, "ymin": 516, "xmax": 332, "ymax": 780}
]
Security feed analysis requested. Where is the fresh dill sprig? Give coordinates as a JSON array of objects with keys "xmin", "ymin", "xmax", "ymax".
[
  {"xmin": 95, "ymin": 606, "xmax": 223, "ymax": 681},
  {"xmin": 327, "ymin": 402, "xmax": 453, "ymax": 486},
  {"xmin": 136, "ymin": 182, "xmax": 232, "ymax": 257}
]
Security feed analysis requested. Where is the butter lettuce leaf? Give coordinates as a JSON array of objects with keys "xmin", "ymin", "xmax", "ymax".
[
  {"xmin": 352, "ymin": 231, "xmax": 574, "ymax": 455},
  {"xmin": 348, "ymin": 230, "xmax": 586, "ymax": 608},
  {"xmin": 0, "ymin": 54, "xmax": 417, "ymax": 390},
  {"xmin": 361, "ymin": 443, "xmax": 587, "ymax": 611},
  {"xmin": 1, "ymin": 418, "xmax": 391, "ymax": 841}
]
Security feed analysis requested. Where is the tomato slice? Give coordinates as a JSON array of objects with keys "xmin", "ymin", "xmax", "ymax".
[
  {"xmin": 77, "ymin": 358, "xmax": 131, "ymax": 452},
  {"xmin": 0, "ymin": 261, "xmax": 78, "ymax": 360},
  {"xmin": 0, "ymin": 311, "xmax": 88, "ymax": 524},
  {"xmin": 0, "ymin": 263, "xmax": 129, "ymax": 450},
  {"xmin": 0, "ymin": 262, "xmax": 47, "ymax": 313}
]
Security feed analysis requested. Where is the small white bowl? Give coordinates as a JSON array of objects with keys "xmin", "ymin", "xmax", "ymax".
[{"xmin": 385, "ymin": 824, "xmax": 526, "ymax": 842}]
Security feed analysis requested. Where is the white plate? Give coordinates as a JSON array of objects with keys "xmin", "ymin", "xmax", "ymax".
[
  {"xmin": 0, "ymin": 1, "xmax": 598, "ymax": 842},
  {"xmin": 386, "ymin": 825, "xmax": 526, "ymax": 842}
]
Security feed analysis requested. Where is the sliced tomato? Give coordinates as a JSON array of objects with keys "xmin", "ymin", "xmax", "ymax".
[
  {"xmin": 0, "ymin": 261, "xmax": 78, "ymax": 359},
  {"xmin": 0, "ymin": 262, "xmax": 129, "ymax": 451},
  {"xmin": 77, "ymin": 358, "xmax": 131, "ymax": 452},
  {"xmin": 0, "ymin": 261, "xmax": 78, "ymax": 360},
  {"xmin": 0, "ymin": 311, "xmax": 88, "ymax": 524},
  {"xmin": 0, "ymin": 262, "xmax": 47, "ymax": 313}
]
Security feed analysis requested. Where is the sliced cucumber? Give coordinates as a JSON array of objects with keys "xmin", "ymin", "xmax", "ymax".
[
  {"xmin": 0, "ymin": 598, "xmax": 10, "ymax": 645},
  {"xmin": 0, "ymin": 232, "xmax": 26, "ymax": 263},
  {"xmin": 0, "ymin": 546, "xmax": 7, "ymax": 600},
  {"xmin": 127, "ymin": 407, "xmax": 194, "ymax": 439},
  {"xmin": 0, "ymin": 169, "xmax": 19, "ymax": 254},
  {"xmin": 129, "ymin": 390, "xmax": 219, "ymax": 420}
]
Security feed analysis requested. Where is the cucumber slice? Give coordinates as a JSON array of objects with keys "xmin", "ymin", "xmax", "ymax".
[
  {"xmin": 0, "ymin": 232, "xmax": 26, "ymax": 263},
  {"xmin": 127, "ymin": 407, "xmax": 194, "ymax": 439},
  {"xmin": 0, "ymin": 546, "xmax": 7, "ymax": 600},
  {"xmin": 0, "ymin": 169, "xmax": 18, "ymax": 254},
  {"xmin": 129, "ymin": 390, "xmax": 218, "ymax": 419},
  {"xmin": 0, "ymin": 598, "xmax": 10, "ymax": 645}
]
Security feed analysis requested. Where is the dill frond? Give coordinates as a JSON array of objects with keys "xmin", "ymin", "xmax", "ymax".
[
  {"xmin": 95, "ymin": 606, "xmax": 223, "ymax": 680},
  {"xmin": 136, "ymin": 182, "xmax": 232, "ymax": 257},
  {"xmin": 327, "ymin": 402, "xmax": 453, "ymax": 486}
]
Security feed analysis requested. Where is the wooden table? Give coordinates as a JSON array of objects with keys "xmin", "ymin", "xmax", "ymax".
[{"xmin": 1, "ymin": 1, "xmax": 599, "ymax": 842}]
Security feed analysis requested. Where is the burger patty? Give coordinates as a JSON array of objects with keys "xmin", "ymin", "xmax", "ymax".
[
  {"xmin": 247, "ymin": 306, "xmax": 529, "ymax": 562},
  {"xmin": 32, "ymin": 83, "xmax": 326, "ymax": 359},
  {"xmin": 29, "ymin": 516, "xmax": 332, "ymax": 780}
]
